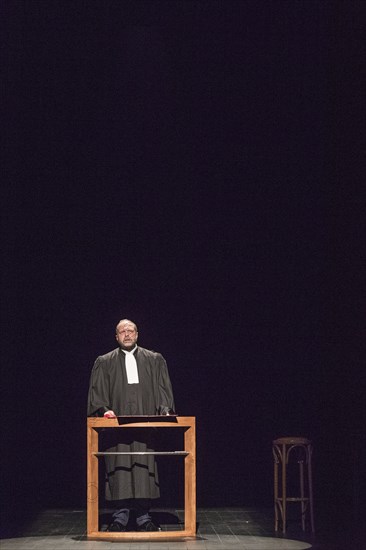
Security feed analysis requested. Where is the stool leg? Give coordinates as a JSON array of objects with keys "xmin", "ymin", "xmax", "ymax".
[
  {"xmin": 308, "ymin": 447, "xmax": 315, "ymax": 532},
  {"xmin": 282, "ymin": 444, "xmax": 287, "ymax": 534},
  {"xmin": 274, "ymin": 458, "xmax": 279, "ymax": 531},
  {"xmin": 299, "ymin": 460, "xmax": 305, "ymax": 531}
]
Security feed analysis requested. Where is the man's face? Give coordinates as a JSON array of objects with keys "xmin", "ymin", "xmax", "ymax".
[{"xmin": 116, "ymin": 322, "xmax": 138, "ymax": 351}]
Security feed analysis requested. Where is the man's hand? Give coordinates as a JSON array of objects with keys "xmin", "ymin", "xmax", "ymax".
[{"xmin": 104, "ymin": 410, "xmax": 117, "ymax": 418}]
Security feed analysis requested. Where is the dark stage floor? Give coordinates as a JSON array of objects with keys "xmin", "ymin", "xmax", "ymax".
[{"xmin": 0, "ymin": 507, "xmax": 363, "ymax": 550}]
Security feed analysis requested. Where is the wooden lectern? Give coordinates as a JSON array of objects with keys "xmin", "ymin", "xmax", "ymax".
[{"xmin": 87, "ymin": 416, "xmax": 196, "ymax": 540}]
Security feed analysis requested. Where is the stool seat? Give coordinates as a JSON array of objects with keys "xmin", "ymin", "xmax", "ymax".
[
  {"xmin": 273, "ymin": 437, "xmax": 311, "ymax": 446},
  {"xmin": 272, "ymin": 436, "xmax": 315, "ymax": 534}
]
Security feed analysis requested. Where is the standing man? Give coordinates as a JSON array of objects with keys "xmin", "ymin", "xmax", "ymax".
[{"xmin": 87, "ymin": 319, "xmax": 175, "ymax": 532}]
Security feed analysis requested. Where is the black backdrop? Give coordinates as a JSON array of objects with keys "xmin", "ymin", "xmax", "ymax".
[{"xmin": 2, "ymin": 0, "xmax": 365, "ymax": 525}]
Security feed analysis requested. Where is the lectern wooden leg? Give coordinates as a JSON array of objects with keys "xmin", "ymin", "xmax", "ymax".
[
  {"xmin": 87, "ymin": 425, "xmax": 99, "ymax": 535},
  {"xmin": 184, "ymin": 423, "xmax": 196, "ymax": 536}
]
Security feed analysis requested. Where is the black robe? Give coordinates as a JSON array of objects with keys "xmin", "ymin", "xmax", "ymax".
[{"xmin": 87, "ymin": 346, "xmax": 175, "ymax": 500}]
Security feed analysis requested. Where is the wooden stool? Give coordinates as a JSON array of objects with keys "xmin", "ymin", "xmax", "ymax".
[{"xmin": 272, "ymin": 437, "xmax": 315, "ymax": 534}]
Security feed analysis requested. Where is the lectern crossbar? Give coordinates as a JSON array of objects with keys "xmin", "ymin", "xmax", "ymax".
[{"xmin": 95, "ymin": 451, "xmax": 189, "ymax": 456}]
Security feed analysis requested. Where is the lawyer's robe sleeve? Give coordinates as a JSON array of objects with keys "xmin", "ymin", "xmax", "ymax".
[
  {"xmin": 157, "ymin": 355, "xmax": 175, "ymax": 414},
  {"xmin": 87, "ymin": 358, "xmax": 111, "ymax": 417}
]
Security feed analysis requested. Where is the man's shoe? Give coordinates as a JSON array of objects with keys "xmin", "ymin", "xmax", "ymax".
[
  {"xmin": 137, "ymin": 520, "xmax": 161, "ymax": 532},
  {"xmin": 108, "ymin": 521, "xmax": 126, "ymax": 532}
]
